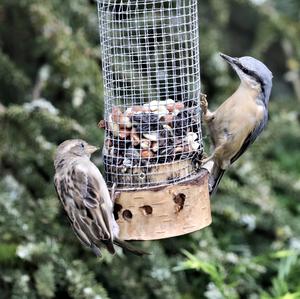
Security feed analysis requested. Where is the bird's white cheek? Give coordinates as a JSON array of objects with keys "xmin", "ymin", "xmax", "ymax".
[
  {"xmin": 233, "ymin": 67, "xmax": 244, "ymax": 81},
  {"xmin": 249, "ymin": 81, "xmax": 260, "ymax": 90},
  {"xmin": 243, "ymin": 76, "xmax": 260, "ymax": 91}
]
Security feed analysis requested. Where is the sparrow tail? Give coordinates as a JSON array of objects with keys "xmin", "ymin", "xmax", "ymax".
[
  {"xmin": 114, "ymin": 239, "xmax": 150, "ymax": 256},
  {"xmin": 91, "ymin": 243, "xmax": 102, "ymax": 258}
]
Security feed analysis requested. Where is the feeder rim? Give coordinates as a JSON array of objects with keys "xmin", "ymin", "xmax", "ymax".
[{"xmin": 110, "ymin": 168, "xmax": 208, "ymax": 193}]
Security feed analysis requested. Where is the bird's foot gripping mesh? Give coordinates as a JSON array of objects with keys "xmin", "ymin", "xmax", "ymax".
[{"xmin": 97, "ymin": 0, "xmax": 203, "ymax": 190}]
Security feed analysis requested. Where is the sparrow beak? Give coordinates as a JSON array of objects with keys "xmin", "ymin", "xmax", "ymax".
[
  {"xmin": 86, "ymin": 144, "xmax": 99, "ymax": 154},
  {"xmin": 220, "ymin": 53, "xmax": 239, "ymax": 66}
]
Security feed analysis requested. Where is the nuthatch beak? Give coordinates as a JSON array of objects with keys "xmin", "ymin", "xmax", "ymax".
[{"xmin": 220, "ymin": 53, "xmax": 238, "ymax": 65}]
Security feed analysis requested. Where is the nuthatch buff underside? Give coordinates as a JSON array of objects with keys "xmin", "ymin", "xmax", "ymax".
[{"xmin": 201, "ymin": 53, "xmax": 273, "ymax": 195}]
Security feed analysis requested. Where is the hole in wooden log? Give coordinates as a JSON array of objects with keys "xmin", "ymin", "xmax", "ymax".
[
  {"xmin": 140, "ymin": 205, "xmax": 153, "ymax": 216},
  {"xmin": 113, "ymin": 203, "xmax": 123, "ymax": 220},
  {"xmin": 123, "ymin": 209, "xmax": 133, "ymax": 221},
  {"xmin": 173, "ymin": 193, "xmax": 186, "ymax": 212}
]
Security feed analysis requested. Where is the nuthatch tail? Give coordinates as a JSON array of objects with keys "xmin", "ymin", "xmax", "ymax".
[{"xmin": 201, "ymin": 53, "xmax": 273, "ymax": 195}]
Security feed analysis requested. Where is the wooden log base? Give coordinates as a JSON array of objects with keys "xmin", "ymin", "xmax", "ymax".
[{"xmin": 113, "ymin": 169, "xmax": 211, "ymax": 240}]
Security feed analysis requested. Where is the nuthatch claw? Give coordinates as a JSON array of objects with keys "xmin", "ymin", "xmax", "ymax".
[
  {"xmin": 202, "ymin": 53, "xmax": 273, "ymax": 195},
  {"xmin": 200, "ymin": 94, "xmax": 208, "ymax": 113},
  {"xmin": 200, "ymin": 94, "xmax": 215, "ymax": 122}
]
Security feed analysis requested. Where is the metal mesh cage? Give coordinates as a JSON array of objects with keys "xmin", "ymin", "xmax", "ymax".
[{"xmin": 97, "ymin": 0, "xmax": 203, "ymax": 190}]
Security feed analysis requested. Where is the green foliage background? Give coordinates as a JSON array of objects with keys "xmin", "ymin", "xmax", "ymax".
[{"xmin": 0, "ymin": 0, "xmax": 300, "ymax": 298}]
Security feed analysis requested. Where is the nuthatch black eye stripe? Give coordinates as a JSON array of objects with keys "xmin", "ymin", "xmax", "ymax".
[
  {"xmin": 234, "ymin": 61, "xmax": 265, "ymax": 87},
  {"xmin": 239, "ymin": 63, "xmax": 266, "ymax": 98}
]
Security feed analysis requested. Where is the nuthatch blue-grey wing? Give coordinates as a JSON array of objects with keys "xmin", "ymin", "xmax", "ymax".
[{"xmin": 201, "ymin": 53, "xmax": 273, "ymax": 195}]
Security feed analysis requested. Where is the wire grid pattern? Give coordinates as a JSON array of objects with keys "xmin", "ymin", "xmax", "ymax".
[{"xmin": 97, "ymin": 0, "xmax": 202, "ymax": 189}]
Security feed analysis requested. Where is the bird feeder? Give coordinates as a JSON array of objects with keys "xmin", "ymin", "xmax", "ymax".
[{"xmin": 97, "ymin": 0, "xmax": 211, "ymax": 240}]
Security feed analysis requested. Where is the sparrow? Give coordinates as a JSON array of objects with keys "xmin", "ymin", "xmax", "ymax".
[
  {"xmin": 54, "ymin": 139, "xmax": 147, "ymax": 256},
  {"xmin": 201, "ymin": 53, "xmax": 273, "ymax": 195}
]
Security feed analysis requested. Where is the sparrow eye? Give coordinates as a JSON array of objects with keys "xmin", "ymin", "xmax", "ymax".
[{"xmin": 80, "ymin": 143, "xmax": 85, "ymax": 148}]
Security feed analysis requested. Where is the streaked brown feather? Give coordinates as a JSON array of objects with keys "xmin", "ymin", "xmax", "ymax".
[{"xmin": 54, "ymin": 160, "xmax": 114, "ymax": 255}]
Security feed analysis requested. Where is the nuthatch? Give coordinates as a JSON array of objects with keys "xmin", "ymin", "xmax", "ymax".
[{"xmin": 201, "ymin": 53, "xmax": 273, "ymax": 195}]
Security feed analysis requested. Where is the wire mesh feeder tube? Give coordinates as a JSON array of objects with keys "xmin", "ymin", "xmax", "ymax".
[{"xmin": 97, "ymin": 0, "xmax": 211, "ymax": 240}]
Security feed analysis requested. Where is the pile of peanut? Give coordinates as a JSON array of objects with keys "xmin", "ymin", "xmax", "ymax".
[{"xmin": 99, "ymin": 99, "xmax": 201, "ymax": 166}]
